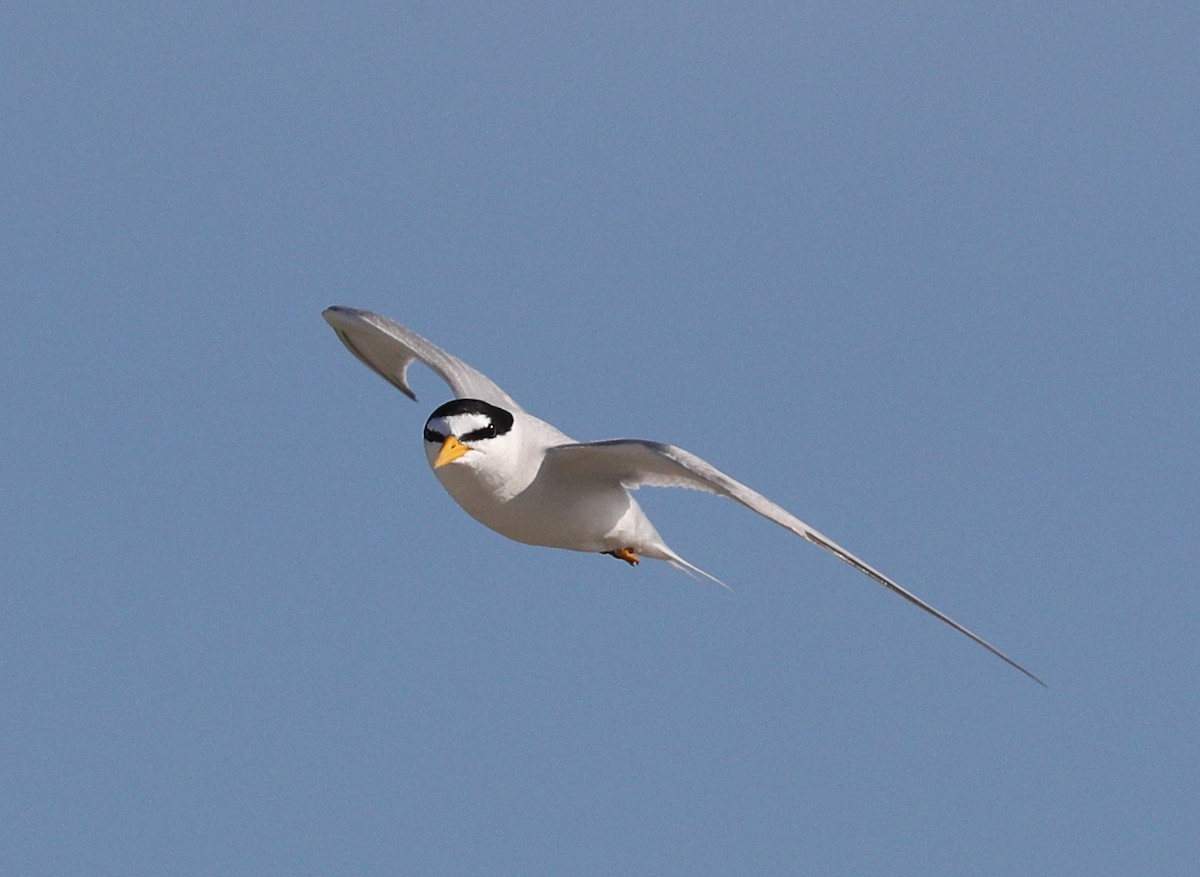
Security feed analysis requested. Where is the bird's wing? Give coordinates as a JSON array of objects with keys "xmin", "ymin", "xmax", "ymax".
[
  {"xmin": 545, "ymin": 439, "xmax": 1044, "ymax": 686},
  {"xmin": 322, "ymin": 306, "xmax": 523, "ymax": 410}
]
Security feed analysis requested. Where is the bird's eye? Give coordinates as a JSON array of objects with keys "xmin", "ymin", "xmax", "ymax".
[
  {"xmin": 461, "ymin": 423, "xmax": 497, "ymax": 442},
  {"xmin": 424, "ymin": 426, "xmax": 444, "ymax": 443}
]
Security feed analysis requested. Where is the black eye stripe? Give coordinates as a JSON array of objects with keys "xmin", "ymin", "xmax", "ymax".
[
  {"xmin": 460, "ymin": 424, "xmax": 497, "ymax": 442},
  {"xmin": 423, "ymin": 398, "xmax": 514, "ymax": 443}
]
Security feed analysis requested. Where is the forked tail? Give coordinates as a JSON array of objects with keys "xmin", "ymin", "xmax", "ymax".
[{"xmin": 661, "ymin": 550, "xmax": 731, "ymax": 592}]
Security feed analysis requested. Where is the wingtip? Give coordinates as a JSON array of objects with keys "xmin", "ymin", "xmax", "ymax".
[
  {"xmin": 1017, "ymin": 664, "xmax": 1048, "ymax": 688},
  {"xmin": 322, "ymin": 305, "xmax": 361, "ymax": 327}
]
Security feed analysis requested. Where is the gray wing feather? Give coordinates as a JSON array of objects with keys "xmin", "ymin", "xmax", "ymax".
[
  {"xmin": 322, "ymin": 306, "xmax": 522, "ymax": 410},
  {"xmin": 546, "ymin": 439, "xmax": 1045, "ymax": 686}
]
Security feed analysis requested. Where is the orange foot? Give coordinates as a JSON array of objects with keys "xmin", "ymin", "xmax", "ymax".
[{"xmin": 603, "ymin": 547, "xmax": 641, "ymax": 566}]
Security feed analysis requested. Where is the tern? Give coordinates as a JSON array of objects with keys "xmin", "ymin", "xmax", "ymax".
[{"xmin": 324, "ymin": 306, "xmax": 1043, "ymax": 685}]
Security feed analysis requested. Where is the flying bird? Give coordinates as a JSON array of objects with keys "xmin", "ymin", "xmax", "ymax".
[{"xmin": 323, "ymin": 306, "xmax": 1043, "ymax": 685}]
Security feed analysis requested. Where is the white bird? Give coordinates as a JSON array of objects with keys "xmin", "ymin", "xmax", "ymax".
[{"xmin": 323, "ymin": 306, "xmax": 1044, "ymax": 685}]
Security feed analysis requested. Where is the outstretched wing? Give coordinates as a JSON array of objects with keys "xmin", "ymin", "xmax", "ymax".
[
  {"xmin": 545, "ymin": 439, "xmax": 1045, "ymax": 686},
  {"xmin": 322, "ymin": 306, "xmax": 523, "ymax": 410}
]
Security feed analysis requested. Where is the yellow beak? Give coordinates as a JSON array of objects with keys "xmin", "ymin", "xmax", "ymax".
[{"xmin": 433, "ymin": 435, "xmax": 471, "ymax": 468}]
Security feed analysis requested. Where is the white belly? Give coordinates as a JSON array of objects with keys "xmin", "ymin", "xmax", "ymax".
[{"xmin": 434, "ymin": 463, "xmax": 661, "ymax": 553}]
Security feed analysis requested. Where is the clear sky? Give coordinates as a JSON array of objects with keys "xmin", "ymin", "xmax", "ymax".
[{"xmin": 3, "ymin": 5, "xmax": 1197, "ymax": 875}]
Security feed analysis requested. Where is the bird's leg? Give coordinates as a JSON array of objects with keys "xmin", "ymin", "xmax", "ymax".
[{"xmin": 603, "ymin": 547, "xmax": 641, "ymax": 566}]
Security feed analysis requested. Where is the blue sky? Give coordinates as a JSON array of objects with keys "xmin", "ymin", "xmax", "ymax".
[{"xmin": 3, "ymin": 4, "xmax": 1197, "ymax": 875}]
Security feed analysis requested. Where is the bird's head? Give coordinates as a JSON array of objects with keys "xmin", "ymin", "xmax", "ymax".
[{"xmin": 422, "ymin": 398, "xmax": 516, "ymax": 472}]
